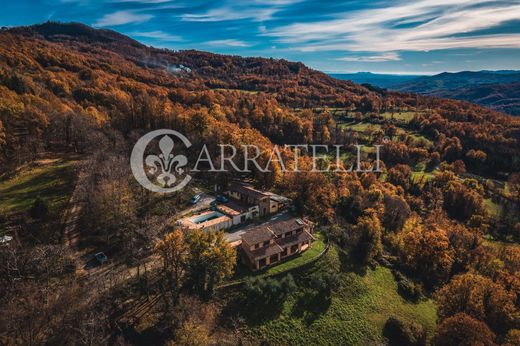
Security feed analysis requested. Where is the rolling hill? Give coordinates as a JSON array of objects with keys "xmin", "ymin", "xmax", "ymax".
[
  {"xmin": 330, "ymin": 72, "xmax": 423, "ymax": 89},
  {"xmin": 0, "ymin": 22, "xmax": 518, "ymax": 174},
  {"xmin": 393, "ymin": 70, "xmax": 520, "ymax": 115}
]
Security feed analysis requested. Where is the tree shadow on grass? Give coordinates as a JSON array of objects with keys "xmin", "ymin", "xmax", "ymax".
[
  {"xmin": 220, "ymin": 293, "xmax": 284, "ymax": 326},
  {"xmin": 338, "ymin": 248, "xmax": 368, "ymax": 276},
  {"xmin": 291, "ymin": 290, "xmax": 332, "ymax": 326}
]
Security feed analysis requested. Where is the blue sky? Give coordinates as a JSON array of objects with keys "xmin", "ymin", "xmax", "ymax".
[{"xmin": 3, "ymin": 0, "xmax": 520, "ymax": 74}]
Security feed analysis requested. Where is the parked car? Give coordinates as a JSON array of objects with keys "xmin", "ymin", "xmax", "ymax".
[
  {"xmin": 216, "ymin": 194, "xmax": 229, "ymax": 203},
  {"xmin": 94, "ymin": 252, "xmax": 108, "ymax": 264},
  {"xmin": 190, "ymin": 194, "xmax": 201, "ymax": 204}
]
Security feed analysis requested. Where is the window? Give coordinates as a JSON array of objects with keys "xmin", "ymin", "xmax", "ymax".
[
  {"xmin": 255, "ymin": 243, "xmax": 260, "ymax": 249},
  {"xmin": 263, "ymin": 240, "xmax": 270, "ymax": 247},
  {"xmin": 282, "ymin": 248, "xmax": 288, "ymax": 257},
  {"xmin": 259, "ymin": 258, "xmax": 266, "ymax": 268}
]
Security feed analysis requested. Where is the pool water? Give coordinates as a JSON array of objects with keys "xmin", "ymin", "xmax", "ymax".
[{"xmin": 190, "ymin": 211, "xmax": 225, "ymax": 224}]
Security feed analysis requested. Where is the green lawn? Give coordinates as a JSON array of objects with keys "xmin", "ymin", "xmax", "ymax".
[
  {"xmin": 339, "ymin": 122, "xmax": 384, "ymax": 133},
  {"xmin": 484, "ymin": 198, "xmax": 503, "ymax": 218},
  {"xmin": 229, "ymin": 233, "xmax": 327, "ymax": 282},
  {"xmin": 264, "ymin": 233, "xmax": 327, "ymax": 276},
  {"xmin": 406, "ymin": 132, "xmax": 433, "ymax": 147},
  {"xmin": 0, "ymin": 158, "xmax": 76, "ymax": 215},
  {"xmin": 339, "ymin": 121, "xmax": 431, "ymax": 146},
  {"xmin": 380, "ymin": 111, "xmax": 417, "ymax": 123},
  {"xmin": 482, "ymin": 238, "xmax": 520, "ymax": 251},
  {"xmin": 242, "ymin": 246, "xmax": 438, "ymax": 345},
  {"xmin": 412, "ymin": 170, "xmax": 436, "ymax": 183}
]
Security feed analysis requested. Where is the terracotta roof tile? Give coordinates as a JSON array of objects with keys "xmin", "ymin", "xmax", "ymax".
[{"xmin": 241, "ymin": 226, "xmax": 274, "ymax": 245}]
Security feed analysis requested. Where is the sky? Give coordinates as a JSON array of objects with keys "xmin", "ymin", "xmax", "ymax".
[{"xmin": 2, "ymin": 0, "xmax": 520, "ymax": 75}]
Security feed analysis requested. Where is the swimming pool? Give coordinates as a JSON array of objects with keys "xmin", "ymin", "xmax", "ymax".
[{"xmin": 189, "ymin": 211, "xmax": 225, "ymax": 224}]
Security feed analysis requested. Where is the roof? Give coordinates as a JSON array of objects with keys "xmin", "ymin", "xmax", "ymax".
[
  {"xmin": 217, "ymin": 204, "xmax": 241, "ymax": 216},
  {"xmin": 240, "ymin": 216, "xmax": 309, "ymax": 245},
  {"xmin": 217, "ymin": 199, "xmax": 251, "ymax": 216},
  {"xmin": 229, "ymin": 184, "xmax": 269, "ymax": 200},
  {"xmin": 267, "ymin": 218, "xmax": 307, "ymax": 236},
  {"xmin": 266, "ymin": 192, "xmax": 292, "ymax": 204},
  {"xmin": 277, "ymin": 230, "xmax": 314, "ymax": 248},
  {"xmin": 178, "ymin": 210, "xmax": 231, "ymax": 230},
  {"xmin": 249, "ymin": 243, "xmax": 283, "ymax": 259},
  {"xmin": 241, "ymin": 226, "xmax": 274, "ymax": 245}
]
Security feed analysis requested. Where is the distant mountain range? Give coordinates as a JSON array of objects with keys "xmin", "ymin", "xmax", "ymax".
[
  {"xmin": 330, "ymin": 72, "xmax": 422, "ymax": 88},
  {"xmin": 331, "ymin": 71, "xmax": 520, "ymax": 116}
]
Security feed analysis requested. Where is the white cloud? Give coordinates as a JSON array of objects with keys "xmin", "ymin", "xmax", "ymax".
[
  {"xmin": 205, "ymin": 39, "xmax": 252, "ymax": 47},
  {"xmin": 111, "ymin": 0, "xmax": 171, "ymax": 3},
  {"xmin": 266, "ymin": 0, "xmax": 520, "ymax": 52},
  {"xmin": 94, "ymin": 10, "xmax": 153, "ymax": 27},
  {"xmin": 182, "ymin": 7, "xmax": 277, "ymax": 22},
  {"xmin": 336, "ymin": 53, "xmax": 401, "ymax": 62},
  {"xmin": 130, "ymin": 30, "xmax": 183, "ymax": 41},
  {"xmin": 181, "ymin": 0, "xmax": 301, "ymax": 22},
  {"xmin": 300, "ymin": 34, "xmax": 520, "ymax": 52}
]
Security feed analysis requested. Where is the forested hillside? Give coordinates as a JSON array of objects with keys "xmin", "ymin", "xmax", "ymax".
[{"xmin": 1, "ymin": 22, "xmax": 519, "ymax": 173}]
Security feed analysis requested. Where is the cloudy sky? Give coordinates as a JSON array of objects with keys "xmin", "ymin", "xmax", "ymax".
[{"xmin": 3, "ymin": 0, "xmax": 520, "ymax": 74}]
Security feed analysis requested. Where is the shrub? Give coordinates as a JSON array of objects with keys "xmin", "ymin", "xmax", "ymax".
[
  {"xmin": 307, "ymin": 268, "xmax": 340, "ymax": 296},
  {"xmin": 393, "ymin": 271, "xmax": 423, "ymax": 302},
  {"xmin": 244, "ymin": 274, "xmax": 296, "ymax": 307},
  {"xmin": 383, "ymin": 316, "xmax": 426, "ymax": 346}
]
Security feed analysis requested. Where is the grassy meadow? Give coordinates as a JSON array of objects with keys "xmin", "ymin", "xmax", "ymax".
[{"xmin": 239, "ymin": 246, "xmax": 438, "ymax": 345}]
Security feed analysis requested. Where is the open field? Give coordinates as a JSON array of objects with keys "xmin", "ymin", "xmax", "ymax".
[
  {"xmin": 338, "ymin": 120, "xmax": 433, "ymax": 147},
  {"xmin": 379, "ymin": 111, "xmax": 418, "ymax": 123},
  {"xmin": 242, "ymin": 246, "xmax": 438, "ymax": 345},
  {"xmin": 412, "ymin": 170, "xmax": 436, "ymax": 183},
  {"xmin": 482, "ymin": 238, "xmax": 520, "ymax": 254},
  {"xmin": 484, "ymin": 198, "xmax": 503, "ymax": 218},
  {"xmin": 338, "ymin": 122, "xmax": 384, "ymax": 133},
  {"xmin": 0, "ymin": 158, "xmax": 77, "ymax": 216}
]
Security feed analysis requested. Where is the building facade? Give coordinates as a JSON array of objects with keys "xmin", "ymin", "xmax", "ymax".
[
  {"xmin": 225, "ymin": 184, "xmax": 290, "ymax": 217},
  {"xmin": 240, "ymin": 217, "xmax": 314, "ymax": 270}
]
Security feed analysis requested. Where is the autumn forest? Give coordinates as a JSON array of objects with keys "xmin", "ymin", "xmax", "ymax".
[{"xmin": 0, "ymin": 22, "xmax": 520, "ymax": 346}]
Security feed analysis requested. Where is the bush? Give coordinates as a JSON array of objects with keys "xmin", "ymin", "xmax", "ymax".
[
  {"xmin": 244, "ymin": 274, "xmax": 296, "ymax": 307},
  {"xmin": 393, "ymin": 271, "xmax": 423, "ymax": 302},
  {"xmin": 383, "ymin": 317, "xmax": 426, "ymax": 346},
  {"xmin": 307, "ymin": 267, "xmax": 340, "ymax": 296}
]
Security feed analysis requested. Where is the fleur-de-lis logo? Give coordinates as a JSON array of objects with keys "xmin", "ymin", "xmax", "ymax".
[
  {"xmin": 131, "ymin": 130, "xmax": 192, "ymax": 193},
  {"xmin": 145, "ymin": 135, "xmax": 188, "ymax": 187}
]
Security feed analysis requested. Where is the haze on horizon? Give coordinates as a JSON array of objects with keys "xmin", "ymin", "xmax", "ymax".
[{"xmin": 2, "ymin": 0, "xmax": 520, "ymax": 75}]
